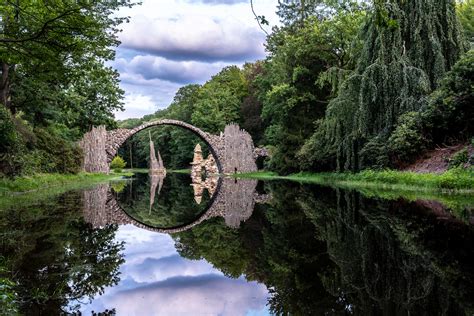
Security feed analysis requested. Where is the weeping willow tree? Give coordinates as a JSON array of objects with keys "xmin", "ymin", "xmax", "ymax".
[{"xmin": 301, "ymin": 0, "xmax": 467, "ymax": 171}]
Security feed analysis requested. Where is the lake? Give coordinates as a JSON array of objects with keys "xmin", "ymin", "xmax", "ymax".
[{"xmin": 1, "ymin": 172, "xmax": 473, "ymax": 315}]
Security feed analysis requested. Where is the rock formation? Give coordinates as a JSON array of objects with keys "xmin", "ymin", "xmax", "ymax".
[{"xmin": 149, "ymin": 131, "xmax": 166, "ymax": 175}]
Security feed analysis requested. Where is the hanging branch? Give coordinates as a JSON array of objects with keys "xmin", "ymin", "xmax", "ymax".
[{"xmin": 250, "ymin": 0, "xmax": 269, "ymax": 36}]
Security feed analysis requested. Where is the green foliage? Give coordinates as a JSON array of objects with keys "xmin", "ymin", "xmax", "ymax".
[
  {"xmin": 448, "ymin": 148, "xmax": 469, "ymax": 169},
  {"xmin": 110, "ymin": 156, "xmax": 126, "ymax": 173},
  {"xmin": 0, "ymin": 110, "xmax": 82, "ymax": 176},
  {"xmin": 0, "ymin": 172, "xmax": 124, "ymax": 195},
  {"xmin": 310, "ymin": 0, "xmax": 466, "ymax": 171},
  {"xmin": 235, "ymin": 168, "xmax": 474, "ymax": 192},
  {"xmin": 258, "ymin": 6, "xmax": 365, "ymax": 173},
  {"xmin": 387, "ymin": 112, "xmax": 428, "ymax": 164},
  {"xmin": 0, "ymin": 0, "xmax": 135, "ymax": 176},
  {"xmin": 457, "ymin": 0, "xmax": 474, "ymax": 48},
  {"xmin": 387, "ymin": 50, "xmax": 474, "ymax": 165},
  {"xmin": 191, "ymin": 66, "xmax": 248, "ymax": 133},
  {"xmin": 0, "ymin": 258, "xmax": 19, "ymax": 315}
]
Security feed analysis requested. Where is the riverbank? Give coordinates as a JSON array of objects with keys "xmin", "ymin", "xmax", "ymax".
[
  {"xmin": 0, "ymin": 172, "xmax": 132, "ymax": 196},
  {"xmin": 234, "ymin": 168, "xmax": 474, "ymax": 193}
]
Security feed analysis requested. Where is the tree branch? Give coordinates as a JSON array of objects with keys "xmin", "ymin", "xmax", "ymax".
[
  {"xmin": 250, "ymin": 0, "xmax": 269, "ymax": 36},
  {"xmin": 0, "ymin": 7, "xmax": 82, "ymax": 43}
]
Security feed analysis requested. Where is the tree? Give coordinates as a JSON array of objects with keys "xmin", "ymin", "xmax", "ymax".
[
  {"xmin": 457, "ymin": 0, "xmax": 474, "ymax": 48},
  {"xmin": 387, "ymin": 50, "xmax": 474, "ymax": 164},
  {"xmin": 311, "ymin": 0, "xmax": 466, "ymax": 171},
  {"xmin": 0, "ymin": 0, "xmax": 134, "ymax": 129},
  {"xmin": 191, "ymin": 66, "xmax": 248, "ymax": 133},
  {"xmin": 111, "ymin": 156, "xmax": 126, "ymax": 173},
  {"xmin": 257, "ymin": 4, "xmax": 366, "ymax": 173}
]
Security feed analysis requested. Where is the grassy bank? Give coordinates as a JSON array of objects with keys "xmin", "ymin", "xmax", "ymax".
[
  {"xmin": 234, "ymin": 168, "xmax": 474, "ymax": 193},
  {"xmin": 0, "ymin": 172, "xmax": 132, "ymax": 195}
]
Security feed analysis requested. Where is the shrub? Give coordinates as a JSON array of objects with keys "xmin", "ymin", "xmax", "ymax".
[
  {"xmin": 0, "ymin": 105, "xmax": 18, "ymax": 152},
  {"xmin": 387, "ymin": 112, "xmax": 428, "ymax": 165},
  {"xmin": 448, "ymin": 147, "xmax": 469, "ymax": 169},
  {"xmin": 386, "ymin": 51, "xmax": 474, "ymax": 166},
  {"xmin": 111, "ymin": 156, "xmax": 126, "ymax": 173},
  {"xmin": 34, "ymin": 128, "xmax": 82, "ymax": 174}
]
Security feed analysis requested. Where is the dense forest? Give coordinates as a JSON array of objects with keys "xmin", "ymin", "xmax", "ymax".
[{"xmin": 1, "ymin": 0, "xmax": 473, "ymax": 176}]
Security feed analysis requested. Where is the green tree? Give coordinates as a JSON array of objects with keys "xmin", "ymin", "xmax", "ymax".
[
  {"xmin": 388, "ymin": 50, "xmax": 474, "ymax": 164},
  {"xmin": 191, "ymin": 66, "xmax": 248, "ymax": 133},
  {"xmin": 311, "ymin": 0, "xmax": 466, "ymax": 171},
  {"xmin": 258, "ymin": 4, "xmax": 366, "ymax": 173},
  {"xmin": 111, "ymin": 156, "xmax": 126, "ymax": 172},
  {"xmin": 457, "ymin": 0, "xmax": 474, "ymax": 48},
  {"xmin": 0, "ymin": 0, "xmax": 134, "ymax": 129}
]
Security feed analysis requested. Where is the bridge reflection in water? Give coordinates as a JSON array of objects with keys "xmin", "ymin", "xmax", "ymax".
[{"xmin": 82, "ymin": 176, "xmax": 271, "ymax": 234}]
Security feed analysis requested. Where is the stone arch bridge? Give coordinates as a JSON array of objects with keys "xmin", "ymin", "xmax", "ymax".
[{"xmin": 80, "ymin": 119, "xmax": 265, "ymax": 174}]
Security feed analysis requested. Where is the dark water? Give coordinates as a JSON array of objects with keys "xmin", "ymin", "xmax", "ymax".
[{"xmin": 1, "ymin": 173, "xmax": 473, "ymax": 315}]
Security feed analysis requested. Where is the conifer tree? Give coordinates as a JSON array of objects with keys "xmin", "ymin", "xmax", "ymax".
[{"xmin": 313, "ymin": 0, "xmax": 466, "ymax": 171}]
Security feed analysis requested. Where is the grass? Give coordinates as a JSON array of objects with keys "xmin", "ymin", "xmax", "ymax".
[
  {"xmin": 234, "ymin": 168, "xmax": 474, "ymax": 193},
  {"xmin": 0, "ymin": 171, "xmax": 132, "ymax": 196},
  {"xmin": 234, "ymin": 169, "xmax": 474, "ymax": 220},
  {"xmin": 0, "ymin": 171, "xmax": 134, "ymax": 210}
]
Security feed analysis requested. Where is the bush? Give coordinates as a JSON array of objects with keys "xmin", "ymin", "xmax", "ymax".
[
  {"xmin": 448, "ymin": 147, "xmax": 469, "ymax": 169},
  {"xmin": 0, "ymin": 106, "xmax": 18, "ymax": 152},
  {"xmin": 387, "ymin": 112, "xmax": 428, "ymax": 165},
  {"xmin": 387, "ymin": 51, "xmax": 474, "ymax": 166},
  {"xmin": 0, "ymin": 118, "xmax": 82, "ymax": 176},
  {"xmin": 33, "ymin": 128, "xmax": 82, "ymax": 174},
  {"xmin": 110, "ymin": 156, "xmax": 126, "ymax": 173}
]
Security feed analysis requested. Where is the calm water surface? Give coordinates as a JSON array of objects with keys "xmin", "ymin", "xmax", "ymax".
[{"xmin": 1, "ymin": 173, "xmax": 473, "ymax": 315}]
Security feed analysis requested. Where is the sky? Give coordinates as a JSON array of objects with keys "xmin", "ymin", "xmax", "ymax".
[
  {"xmin": 112, "ymin": 0, "xmax": 279, "ymax": 120},
  {"xmin": 79, "ymin": 225, "xmax": 270, "ymax": 315}
]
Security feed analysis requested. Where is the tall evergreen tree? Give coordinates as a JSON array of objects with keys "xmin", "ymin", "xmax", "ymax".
[{"xmin": 310, "ymin": 0, "xmax": 466, "ymax": 171}]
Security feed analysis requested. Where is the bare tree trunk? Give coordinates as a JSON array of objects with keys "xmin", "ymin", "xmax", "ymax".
[
  {"xmin": 0, "ymin": 61, "xmax": 10, "ymax": 109},
  {"xmin": 129, "ymin": 142, "xmax": 133, "ymax": 169}
]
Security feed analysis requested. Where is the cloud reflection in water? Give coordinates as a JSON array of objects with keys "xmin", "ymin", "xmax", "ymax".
[{"xmin": 80, "ymin": 225, "xmax": 269, "ymax": 316}]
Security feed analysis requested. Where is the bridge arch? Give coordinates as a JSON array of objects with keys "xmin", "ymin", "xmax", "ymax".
[
  {"xmin": 106, "ymin": 119, "xmax": 224, "ymax": 174},
  {"xmin": 80, "ymin": 120, "xmax": 261, "ymax": 174}
]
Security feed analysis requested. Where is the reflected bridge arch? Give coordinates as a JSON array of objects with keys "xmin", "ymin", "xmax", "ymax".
[{"xmin": 82, "ymin": 177, "xmax": 271, "ymax": 234}]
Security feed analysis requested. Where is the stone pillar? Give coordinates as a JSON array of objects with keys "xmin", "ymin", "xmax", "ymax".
[
  {"xmin": 79, "ymin": 126, "xmax": 109, "ymax": 173},
  {"xmin": 223, "ymin": 124, "xmax": 257, "ymax": 174}
]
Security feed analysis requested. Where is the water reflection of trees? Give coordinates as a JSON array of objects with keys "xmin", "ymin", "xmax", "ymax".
[
  {"xmin": 173, "ymin": 182, "xmax": 474, "ymax": 315},
  {"xmin": 0, "ymin": 191, "xmax": 124, "ymax": 314},
  {"xmin": 116, "ymin": 173, "xmax": 211, "ymax": 228}
]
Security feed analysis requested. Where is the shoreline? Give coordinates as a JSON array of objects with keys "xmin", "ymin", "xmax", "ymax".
[{"xmin": 232, "ymin": 169, "xmax": 474, "ymax": 193}]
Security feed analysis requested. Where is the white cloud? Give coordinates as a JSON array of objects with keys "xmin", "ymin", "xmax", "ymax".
[
  {"xmin": 112, "ymin": 0, "xmax": 279, "ymax": 119},
  {"xmin": 115, "ymin": 93, "xmax": 158, "ymax": 120},
  {"xmin": 116, "ymin": 55, "xmax": 232, "ymax": 84},
  {"xmin": 79, "ymin": 226, "xmax": 270, "ymax": 315},
  {"xmin": 89, "ymin": 274, "xmax": 269, "ymax": 316},
  {"xmin": 120, "ymin": 15, "xmax": 266, "ymax": 62}
]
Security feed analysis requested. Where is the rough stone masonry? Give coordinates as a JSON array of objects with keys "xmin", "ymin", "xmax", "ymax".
[{"xmin": 80, "ymin": 119, "xmax": 267, "ymax": 174}]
